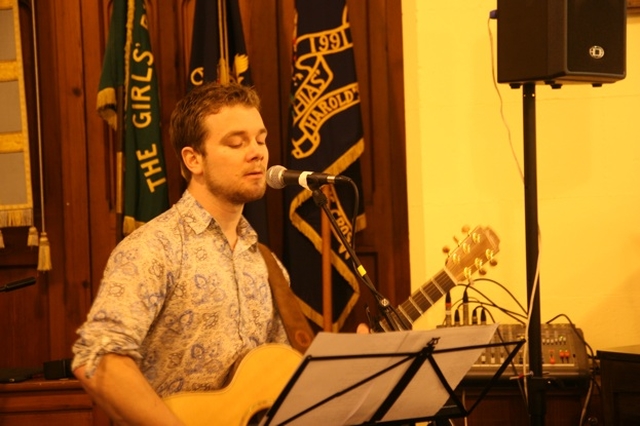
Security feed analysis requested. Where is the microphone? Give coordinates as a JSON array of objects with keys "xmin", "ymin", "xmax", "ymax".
[
  {"xmin": 266, "ymin": 165, "xmax": 350, "ymax": 190},
  {"xmin": 0, "ymin": 277, "xmax": 37, "ymax": 293}
]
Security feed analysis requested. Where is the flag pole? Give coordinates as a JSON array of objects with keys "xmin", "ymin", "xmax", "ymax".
[
  {"xmin": 28, "ymin": 0, "xmax": 52, "ymax": 271},
  {"xmin": 115, "ymin": 85, "xmax": 124, "ymax": 243},
  {"xmin": 321, "ymin": 186, "xmax": 333, "ymax": 331}
]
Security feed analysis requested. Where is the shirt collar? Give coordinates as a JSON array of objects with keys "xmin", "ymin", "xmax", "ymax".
[{"xmin": 176, "ymin": 190, "xmax": 258, "ymax": 246}]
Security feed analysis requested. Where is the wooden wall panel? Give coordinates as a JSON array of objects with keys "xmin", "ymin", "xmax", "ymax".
[
  {"xmin": 0, "ymin": 1, "xmax": 47, "ymax": 370},
  {"xmin": 44, "ymin": 0, "xmax": 93, "ymax": 361},
  {"xmin": 0, "ymin": 0, "xmax": 409, "ymax": 373},
  {"xmin": 82, "ymin": 0, "xmax": 118, "ymax": 291}
]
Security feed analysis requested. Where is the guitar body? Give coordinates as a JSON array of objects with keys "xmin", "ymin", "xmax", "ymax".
[{"xmin": 163, "ymin": 344, "xmax": 301, "ymax": 426}]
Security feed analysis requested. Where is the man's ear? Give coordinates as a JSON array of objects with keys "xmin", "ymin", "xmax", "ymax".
[{"xmin": 182, "ymin": 147, "xmax": 203, "ymax": 176}]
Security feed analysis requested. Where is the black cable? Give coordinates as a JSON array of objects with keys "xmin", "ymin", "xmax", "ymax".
[
  {"xmin": 347, "ymin": 178, "xmax": 360, "ymax": 251},
  {"xmin": 470, "ymin": 278, "xmax": 528, "ymax": 314},
  {"xmin": 545, "ymin": 313, "xmax": 600, "ymax": 425},
  {"xmin": 459, "ymin": 281, "xmax": 528, "ymax": 321},
  {"xmin": 466, "ymin": 298, "xmax": 527, "ymax": 324},
  {"xmin": 440, "ymin": 284, "xmax": 528, "ymax": 326},
  {"xmin": 545, "ymin": 313, "xmax": 595, "ymax": 360}
]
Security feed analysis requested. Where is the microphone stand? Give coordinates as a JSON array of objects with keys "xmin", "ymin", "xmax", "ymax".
[
  {"xmin": 309, "ymin": 186, "xmax": 410, "ymax": 332},
  {"xmin": 522, "ymin": 82, "xmax": 546, "ymax": 426}
]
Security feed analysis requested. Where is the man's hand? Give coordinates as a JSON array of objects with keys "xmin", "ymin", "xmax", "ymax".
[
  {"xmin": 74, "ymin": 354, "xmax": 185, "ymax": 425},
  {"xmin": 356, "ymin": 323, "xmax": 371, "ymax": 334}
]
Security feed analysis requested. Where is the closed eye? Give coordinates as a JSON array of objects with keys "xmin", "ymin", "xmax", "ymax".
[
  {"xmin": 223, "ymin": 129, "xmax": 267, "ymax": 148},
  {"xmin": 226, "ymin": 136, "xmax": 244, "ymax": 148}
]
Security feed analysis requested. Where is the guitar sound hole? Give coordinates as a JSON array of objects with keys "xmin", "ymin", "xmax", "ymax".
[{"xmin": 248, "ymin": 409, "xmax": 268, "ymax": 426}]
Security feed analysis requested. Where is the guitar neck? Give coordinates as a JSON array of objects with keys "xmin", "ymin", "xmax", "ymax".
[
  {"xmin": 396, "ymin": 268, "xmax": 457, "ymax": 326},
  {"xmin": 375, "ymin": 226, "xmax": 499, "ymax": 331}
]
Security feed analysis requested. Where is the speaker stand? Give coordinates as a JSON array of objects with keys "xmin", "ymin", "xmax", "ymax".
[{"xmin": 521, "ymin": 82, "xmax": 546, "ymax": 426}]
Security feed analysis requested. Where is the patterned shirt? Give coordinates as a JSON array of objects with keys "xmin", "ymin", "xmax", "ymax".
[{"xmin": 72, "ymin": 190, "xmax": 289, "ymax": 397}]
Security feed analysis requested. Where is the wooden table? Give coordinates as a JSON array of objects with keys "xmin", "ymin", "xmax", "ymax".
[
  {"xmin": 599, "ymin": 344, "xmax": 640, "ymax": 426},
  {"xmin": 0, "ymin": 378, "xmax": 109, "ymax": 426}
]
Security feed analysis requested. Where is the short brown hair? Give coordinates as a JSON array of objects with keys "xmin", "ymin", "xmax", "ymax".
[{"xmin": 169, "ymin": 82, "xmax": 262, "ymax": 181}]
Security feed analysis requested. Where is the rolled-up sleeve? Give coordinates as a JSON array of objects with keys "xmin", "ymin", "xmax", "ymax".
[{"xmin": 72, "ymin": 230, "xmax": 170, "ymax": 377}]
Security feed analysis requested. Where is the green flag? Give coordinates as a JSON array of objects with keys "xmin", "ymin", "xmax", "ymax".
[{"xmin": 97, "ymin": 0, "xmax": 168, "ymax": 235}]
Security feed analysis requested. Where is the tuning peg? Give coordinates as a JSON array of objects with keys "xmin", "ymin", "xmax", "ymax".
[
  {"xmin": 454, "ymin": 228, "xmax": 470, "ymax": 244},
  {"xmin": 490, "ymin": 258, "xmax": 498, "ymax": 267},
  {"xmin": 442, "ymin": 246, "xmax": 451, "ymax": 254},
  {"xmin": 463, "ymin": 267, "xmax": 472, "ymax": 279}
]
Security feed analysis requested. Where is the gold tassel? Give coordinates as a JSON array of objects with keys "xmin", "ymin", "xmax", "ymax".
[
  {"xmin": 27, "ymin": 225, "xmax": 39, "ymax": 247},
  {"xmin": 37, "ymin": 231, "xmax": 52, "ymax": 271},
  {"xmin": 0, "ymin": 229, "xmax": 4, "ymax": 249}
]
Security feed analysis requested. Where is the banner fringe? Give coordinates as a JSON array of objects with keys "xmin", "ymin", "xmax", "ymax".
[
  {"xmin": 96, "ymin": 87, "xmax": 118, "ymax": 130},
  {"xmin": 0, "ymin": 208, "xmax": 33, "ymax": 227}
]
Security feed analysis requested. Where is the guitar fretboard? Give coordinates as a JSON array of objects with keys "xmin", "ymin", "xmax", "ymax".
[{"xmin": 397, "ymin": 268, "xmax": 457, "ymax": 324}]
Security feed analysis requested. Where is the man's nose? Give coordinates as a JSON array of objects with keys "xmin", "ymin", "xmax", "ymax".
[{"xmin": 247, "ymin": 139, "xmax": 267, "ymax": 161}]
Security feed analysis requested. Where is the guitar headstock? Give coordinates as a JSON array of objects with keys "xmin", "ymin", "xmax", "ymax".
[{"xmin": 443, "ymin": 226, "xmax": 500, "ymax": 282}]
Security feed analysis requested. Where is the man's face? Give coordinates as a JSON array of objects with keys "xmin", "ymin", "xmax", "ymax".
[{"xmin": 199, "ymin": 105, "xmax": 269, "ymax": 206}]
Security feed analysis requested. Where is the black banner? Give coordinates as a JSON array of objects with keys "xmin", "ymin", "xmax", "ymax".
[
  {"xmin": 284, "ymin": 0, "xmax": 366, "ymax": 331},
  {"xmin": 188, "ymin": 0, "xmax": 268, "ymax": 243}
]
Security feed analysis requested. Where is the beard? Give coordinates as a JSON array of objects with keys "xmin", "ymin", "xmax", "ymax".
[{"xmin": 203, "ymin": 172, "xmax": 266, "ymax": 206}]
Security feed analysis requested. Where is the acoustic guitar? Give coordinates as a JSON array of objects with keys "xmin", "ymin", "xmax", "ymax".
[
  {"xmin": 164, "ymin": 343, "xmax": 301, "ymax": 426},
  {"xmin": 164, "ymin": 226, "xmax": 499, "ymax": 425}
]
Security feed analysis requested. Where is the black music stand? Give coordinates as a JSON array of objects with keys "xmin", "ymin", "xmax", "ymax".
[{"xmin": 260, "ymin": 325, "xmax": 525, "ymax": 426}]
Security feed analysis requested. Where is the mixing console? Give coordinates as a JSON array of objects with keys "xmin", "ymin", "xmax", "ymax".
[{"xmin": 459, "ymin": 323, "xmax": 591, "ymax": 382}]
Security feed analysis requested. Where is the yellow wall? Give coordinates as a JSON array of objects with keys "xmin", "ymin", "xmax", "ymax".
[{"xmin": 402, "ymin": 0, "xmax": 640, "ymax": 352}]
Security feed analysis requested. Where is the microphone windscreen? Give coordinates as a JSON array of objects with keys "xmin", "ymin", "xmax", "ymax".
[{"xmin": 266, "ymin": 165, "xmax": 286, "ymax": 189}]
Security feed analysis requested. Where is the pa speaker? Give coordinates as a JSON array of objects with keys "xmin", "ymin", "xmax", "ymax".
[{"xmin": 497, "ymin": 0, "xmax": 626, "ymax": 86}]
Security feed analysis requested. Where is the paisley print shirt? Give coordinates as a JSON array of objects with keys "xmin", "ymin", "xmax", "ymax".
[{"xmin": 72, "ymin": 190, "xmax": 289, "ymax": 397}]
